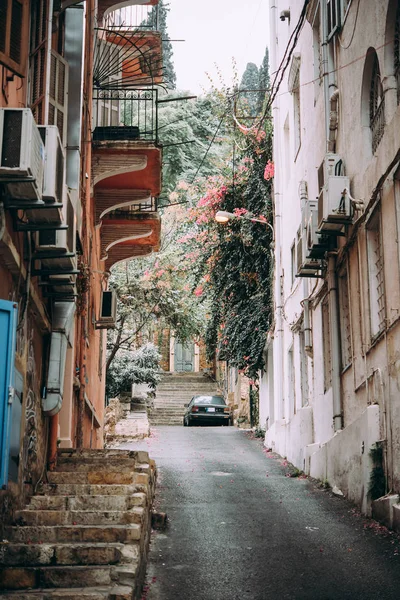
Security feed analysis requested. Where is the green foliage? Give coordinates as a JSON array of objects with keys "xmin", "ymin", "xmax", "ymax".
[
  {"xmin": 159, "ymin": 92, "xmax": 228, "ymax": 194},
  {"xmin": 239, "ymin": 62, "xmax": 259, "ymax": 116},
  {"xmin": 156, "ymin": 1, "xmax": 176, "ymax": 89},
  {"xmin": 106, "ymin": 343, "xmax": 162, "ymax": 398},
  {"xmin": 257, "ymin": 47, "xmax": 270, "ymax": 113}
]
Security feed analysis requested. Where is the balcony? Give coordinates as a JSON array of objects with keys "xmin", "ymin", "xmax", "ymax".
[
  {"xmin": 97, "ymin": 1, "xmax": 159, "ymax": 27},
  {"xmin": 100, "ymin": 211, "xmax": 161, "ymax": 271}
]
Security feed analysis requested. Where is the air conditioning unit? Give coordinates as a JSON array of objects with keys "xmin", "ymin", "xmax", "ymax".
[
  {"xmin": 296, "ymin": 198, "xmax": 326, "ymax": 278},
  {"xmin": 0, "ymin": 108, "xmax": 44, "ymax": 201},
  {"xmin": 36, "ymin": 190, "xmax": 77, "ymax": 276},
  {"xmin": 317, "ymin": 154, "xmax": 350, "ymax": 233},
  {"xmin": 38, "ymin": 125, "xmax": 65, "ymax": 204},
  {"xmin": 96, "ymin": 290, "xmax": 117, "ymax": 329}
]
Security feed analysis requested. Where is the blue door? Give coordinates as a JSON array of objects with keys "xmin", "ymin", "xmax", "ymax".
[
  {"xmin": 0, "ymin": 300, "xmax": 18, "ymax": 488},
  {"xmin": 174, "ymin": 341, "xmax": 194, "ymax": 372}
]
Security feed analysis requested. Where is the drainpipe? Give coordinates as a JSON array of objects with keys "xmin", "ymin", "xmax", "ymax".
[
  {"xmin": 270, "ymin": 0, "xmax": 285, "ymax": 421},
  {"xmin": 327, "ymin": 255, "xmax": 343, "ymax": 431},
  {"xmin": 299, "ymin": 181, "xmax": 312, "ymax": 353}
]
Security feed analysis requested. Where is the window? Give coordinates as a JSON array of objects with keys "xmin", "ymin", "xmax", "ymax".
[
  {"xmin": 322, "ymin": 296, "xmax": 332, "ymax": 392},
  {"xmin": 369, "ymin": 52, "xmax": 385, "ymax": 153},
  {"xmin": 299, "ymin": 328, "xmax": 309, "ymax": 407},
  {"xmin": 291, "ymin": 240, "xmax": 296, "ymax": 285},
  {"xmin": 312, "ymin": 5, "xmax": 323, "ymax": 100},
  {"xmin": 367, "ymin": 207, "xmax": 385, "ymax": 338},
  {"xmin": 338, "ymin": 269, "xmax": 352, "ymax": 368},
  {"xmin": 288, "ymin": 346, "xmax": 295, "ymax": 416},
  {"xmin": 0, "ymin": 0, "xmax": 28, "ymax": 77},
  {"xmin": 289, "ymin": 53, "xmax": 301, "ymax": 157}
]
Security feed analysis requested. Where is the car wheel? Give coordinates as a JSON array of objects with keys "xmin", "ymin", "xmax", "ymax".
[
  {"xmin": 187, "ymin": 418, "xmax": 193, "ymax": 427},
  {"xmin": 183, "ymin": 417, "xmax": 187, "ymax": 427}
]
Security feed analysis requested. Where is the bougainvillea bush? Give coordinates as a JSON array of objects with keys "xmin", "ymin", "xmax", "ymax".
[{"xmin": 179, "ymin": 123, "xmax": 274, "ymax": 382}]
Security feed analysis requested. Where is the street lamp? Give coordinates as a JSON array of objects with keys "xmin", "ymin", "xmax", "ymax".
[{"xmin": 215, "ymin": 210, "xmax": 274, "ymax": 239}]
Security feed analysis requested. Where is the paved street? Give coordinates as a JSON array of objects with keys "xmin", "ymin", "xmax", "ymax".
[{"xmin": 121, "ymin": 427, "xmax": 400, "ymax": 600}]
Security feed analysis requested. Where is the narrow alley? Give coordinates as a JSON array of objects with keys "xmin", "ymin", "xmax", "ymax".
[{"xmin": 124, "ymin": 427, "xmax": 400, "ymax": 600}]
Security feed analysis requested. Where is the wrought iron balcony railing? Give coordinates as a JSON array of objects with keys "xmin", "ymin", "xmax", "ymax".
[
  {"xmin": 107, "ymin": 198, "xmax": 158, "ymax": 218},
  {"xmin": 92, "ymin": 88, "xmax": 159, "ymax": 144},
  {"xmin": 371, "ymin": 98, "xmax": 385, "ymax": 154},
  {"xmin": 104, "ymin": 5, "xmax": 158, "ymax": 32}
]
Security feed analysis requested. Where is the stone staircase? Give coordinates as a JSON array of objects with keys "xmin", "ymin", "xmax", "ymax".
[
  {"xmin": 0, "ymin": 448, "xmax": 156, "ymax": 599},
  {"xmin": 149, "ymin": 372, "xmax": 222, "ymax": 426}
]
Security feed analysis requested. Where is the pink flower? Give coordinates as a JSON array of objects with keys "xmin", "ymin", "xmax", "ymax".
[{"xmin": 264, "ymin": 161, "xmax": 275, "ymax": 180}]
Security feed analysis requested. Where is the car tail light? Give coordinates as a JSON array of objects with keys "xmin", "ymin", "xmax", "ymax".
[
  {"xmin": 191, "ymin": 406, "xmax": 199, "ymax": 413},
  {"xmin": 223, "ymin": 407, "xmax": 230, "ymax": 413}
]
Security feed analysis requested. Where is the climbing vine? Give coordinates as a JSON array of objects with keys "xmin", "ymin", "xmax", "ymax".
[{"xmin": 179, "ymin": 123, "xmax": 274, "ymax": 381}]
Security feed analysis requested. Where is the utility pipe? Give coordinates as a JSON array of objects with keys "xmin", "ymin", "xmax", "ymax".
[
  {"xmin": 270, "ymin": 0, "xmax": 285, "ymax": 421},
  {"xmin": 327, "ymin": 255, "xmax": 343, "ymax": 431},
  {"xmin": 299, "ymin": 181, "xmax": 312, "ymax": 353},
  {"xmin": 328, "ymin": 89, "xmax": 339, "ymax": 153}
]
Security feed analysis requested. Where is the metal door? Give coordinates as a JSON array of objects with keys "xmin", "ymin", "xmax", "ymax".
[
  {"xmin": 174, "ymin": 341, "xmax": 194, "ymax": 372},
  {"xmin": 0, "ymin": 300, "xmax": 17, "ymax": 488}
]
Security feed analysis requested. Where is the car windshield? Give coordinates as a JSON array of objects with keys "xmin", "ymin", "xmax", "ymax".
[{"xmin": 193, "ymin": 396, "xmax": 226, "ymax": 406}]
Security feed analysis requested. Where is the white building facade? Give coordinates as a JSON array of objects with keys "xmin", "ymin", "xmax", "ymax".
[{"xmin": 263, "ymin": 0, "xmax": 400, "ymax": 523}]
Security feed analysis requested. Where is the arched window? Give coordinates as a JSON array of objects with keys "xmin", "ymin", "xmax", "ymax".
[
  {"xmin": 395, "ymin": 1, "xmax": 400, "ymax": 102},
  {"xmin": 369, "ymin": 53, "xmax": 385, "ymax": 153}
]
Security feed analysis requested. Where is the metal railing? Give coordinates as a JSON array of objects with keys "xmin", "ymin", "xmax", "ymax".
[
  {"xmin": 92, "ymin": 88, "xmax": 159, "ymax": 144},
  {"xmin": 104, "ymin": 5, "xmax": 158, "ymax": 31},
  {"xmin": 110, "ymin": 198, "xmax": 158, "ymax": 217},
  {"xmin": 370, "ymin": 98, "xmax": 385, "ymax": 154}
]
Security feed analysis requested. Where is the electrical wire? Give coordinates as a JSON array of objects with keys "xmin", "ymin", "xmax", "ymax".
[{"xmin": 338, "ymin": 0, "xmax": 360, "ymax": 50}]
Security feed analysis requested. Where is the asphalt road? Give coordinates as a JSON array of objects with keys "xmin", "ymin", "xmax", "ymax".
[{"xmin": 121, "ymin": 426, "xmax": 400, "ymax": 600}]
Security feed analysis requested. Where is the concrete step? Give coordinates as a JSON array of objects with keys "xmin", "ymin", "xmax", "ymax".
[
  {"xmin": 47, "ymin": 470, "xmax": 149, "ymax": 486},
  {"xmin": 4, "ymin": 524, "xmax": 142, "ymax": 545},
  {"xmin": 0, "ymin": 542, "xmax": 139, "ymax": 567},
  {"xmin": 0, "ymin": 564, "xmax": 137, "ymax": 591},
  {"xmin": 0, "ymin": 585, "xmax": 135, "ymax": 600},
  {"xmin": 40, "ymin": 483, "xmax": 148, "ymax": 497},
  {"xmin": 28, "ymin": 493, "xmax": 147, "ymax": 512},
  {"xmin": 15, "ymin": 507, "xmax": 145, "ymax": 527}
]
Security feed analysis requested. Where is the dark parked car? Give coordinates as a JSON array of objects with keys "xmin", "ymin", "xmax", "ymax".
[{"xmin": 183, "ymin": 395, "xmax": 232, "ymax": 427}]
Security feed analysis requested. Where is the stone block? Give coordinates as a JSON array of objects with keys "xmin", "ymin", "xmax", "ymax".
[
  {"xmin": 40, "ymin": 565, "xmax": 111, "ymax": 588},
  {"xmin": 372, "ymin": 494, "xmax": 400, "ymax": 529},
  {"xmin": 393, "ymin": 503, "xmax": 400, "ymax": 533},
  {"xmin": 0, "ymin": 567, "xmax": 37, "ymax": 590}
]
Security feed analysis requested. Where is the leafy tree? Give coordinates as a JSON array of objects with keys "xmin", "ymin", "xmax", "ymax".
[
  {"xmin": 159, "ymin": 92, "xmax": 229, "ymax": 194},
  {"xmin": 106, "ymin": 343, "xmax": 162, "ymax": 397},
  {"xmin": 156, "ymin": 1, "xmax": 176, "ymax": 89},
  {"xmin": 239, "ymin": 62, "xmax": 259, "ymax": 117},
  {"xmin": 257, "ymin": 47, "xmax": 270, "ymax": 114}
]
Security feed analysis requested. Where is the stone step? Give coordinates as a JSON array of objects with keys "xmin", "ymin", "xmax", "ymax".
[
  {"xmin": 0, "ymin": 542, "xmax": 139, "ymax": 567},
  {"xmin": 0, "ymin": 585, "xmax": 135, "ymax": 600},
  {"xmin": 57, "ymin": 449, "xmax": 149, "ymax": 463},
  {"xmin": 28, "ymin": 493, "xmax": 147, "ymax": 512},
  {"xmin": 40, "ymin": 483, "xmax": 147, "ymax": 497},
  {"xmin": 0, "ymin": 564, "xmax": 137, "ymax": 591},
  {"xmin": 15, "ymin": 507, "xmax": 145, "ymax": 527},
  {"xmin": 4, "ymin": 524, "xmax": 142, "ymax": 545},
  {"xmin": 47, "ymin": 470, "xmax": 149, "ymax": 486},
  {"xmin": 53, "ymin": 461, "xmax": 149, "ymax": 474}
]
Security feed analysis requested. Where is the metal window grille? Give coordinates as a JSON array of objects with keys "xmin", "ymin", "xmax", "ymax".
[
  {"xmin": 367, "ymin": 207, "xmax": 385, "ymax": 338},
  {"xmin": 299, "ymin": 328, "xmax": 309, "ymax": 407},
  {"xmin": 395, "ymin": 1, "xmax": 400, "ymax": 104},
  {"xmin": 322, "ymin": 296, "xmax": 332, "ymax": 392},
  {"xmin": 339, "ymin": 271, "xmax": 352, "ymax": 368},
  {"xmin": 369, "ymin": 53, "xmax": 385, "ymax": 153}
]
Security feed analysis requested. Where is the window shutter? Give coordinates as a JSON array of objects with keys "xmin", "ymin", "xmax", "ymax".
[
  {"xmin": 48, "ymin": 51, "xmax": 69, "ymax": 145},
  {"xmin": 0, "ymin": 0, "xmax": 27, "ymax": 76},
  {"xmin": 30, "ymin": 0, "xmax": 49, "ymax": 125}
]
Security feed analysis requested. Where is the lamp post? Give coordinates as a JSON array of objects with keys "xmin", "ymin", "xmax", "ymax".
[{"xmin": 215, "ymin": 210, "xmax": 274, "ymax": 240}]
